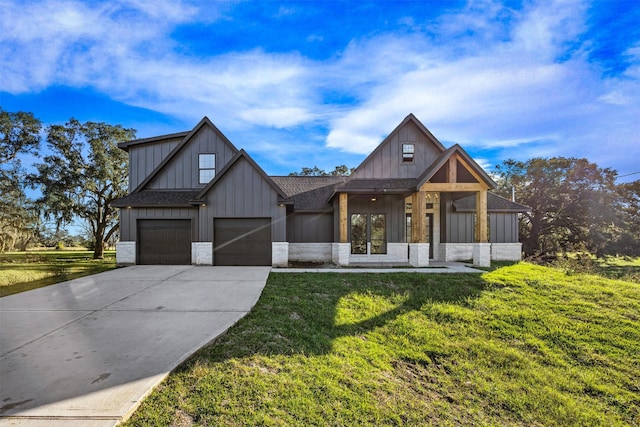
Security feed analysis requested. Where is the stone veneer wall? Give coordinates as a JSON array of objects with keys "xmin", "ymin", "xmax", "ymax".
[
  {"xmin": 490, "ymin": 243, "xmax": 522, "ymax": 261},
  {"xmin": 272, "ymin": 242, "xmax": 289, "ymax": 267},
  {"xmin": 116, "ymin": 241, "xmax": 136, "ymax": 266},
  {"xmin": 192, "ymin": 242, "xmax": 212, "ymax": 265},
  {"xmin": 288, "ymin": 243, "xmax": 332, "ymax": 263},
  {"xmin": 349, "ymin": 243, "xmax": 409, "ymax": 264}
]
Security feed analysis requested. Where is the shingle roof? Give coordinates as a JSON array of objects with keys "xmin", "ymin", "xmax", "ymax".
[
  {"xmin": 270, "ymin": 176, "xmax": 345, "ymax": 211},
  {"xmin": 111, "ymin": 190, "xmax": 200, "ymax": 208},
  {"xmin": 453, "ymin": 192, "xmax": 531, "ymax": 212}
]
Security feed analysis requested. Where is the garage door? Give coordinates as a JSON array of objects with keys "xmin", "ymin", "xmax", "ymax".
[
  {"xmin": 214, "ymin": 218, "xmax": 271, "ymax": 266},
  {"xmin": 137, "ymin": 219, "xmax": 191, "ymax": 265}
]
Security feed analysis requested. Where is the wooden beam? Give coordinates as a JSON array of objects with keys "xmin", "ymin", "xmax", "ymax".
[
  {"xmin": 420, "ymin": 182, "xmax": 488, "ymax": 192},
  {"xmin": 411, "ymin": 191, "xmax": 426, "ymax": 243},
  {"xmin": 339, "ymin": 193, "xmax": 348, "ymax": 243},
  {"xmin": 475, "ymin": 190, "xmax": 488, "ymax": 243},
  {"xmin": 448, "ymin": 156, "xmax": 457, "ymax": 183}
]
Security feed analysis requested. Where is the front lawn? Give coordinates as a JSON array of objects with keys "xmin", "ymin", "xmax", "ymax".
[
  {"xmin": 0, "ymin": 250, "xmax": 116, "ymax": 297},
  {"xmin": 124, "ymin": 263, "xmax": 640, "ymax": 426}
]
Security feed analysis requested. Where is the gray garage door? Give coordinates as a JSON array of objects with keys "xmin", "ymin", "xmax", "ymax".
[
  {"xmin": 137, "ymin": 219, "xmax": 191, "ymax": 265},
  {"xmin": 214, "ymin": 218, "xmax": 271, "ymax": 266}
]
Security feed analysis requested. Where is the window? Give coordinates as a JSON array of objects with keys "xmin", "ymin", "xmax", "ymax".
[
  {"xmin": 350, "ymin": 213, "xmax": 387, "ymax": 254},
  {"xmin": 402, "ymin": 143, "xmax": 414, "ymax": 162},
  {"xmin": 199, "ymin": 154, "xmax": 216, "ymax": 184},
  {"xmin": 350, "ymin": 214, "xmax": 367, "ymax": 254}
]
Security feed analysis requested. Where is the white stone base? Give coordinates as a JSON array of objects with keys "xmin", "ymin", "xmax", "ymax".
[
  {"xmin": 116, "ymin": 241, "xmax": 136, "ymax": 266},
  {"xmin": 409, "ymin": 243, "xmax": 430, "ymax": 267},
  {"xmin": 491, "ymin": 243, "xmax": 522, "ymax": 261},
  {"xmin": 349, "ymin": 243, "xmax": 409, "ymax": 264},
  {"xmin": 192, "ymin": 242, "xmax": 213, "ymax": 265},
  {"xmin": 473, "ymin": 243, "xmax": 491, "ymax": 267},
  {"xmin": 272, "ymin": 242, "xmax": 289, "ymax": 267},
  {"xmin": 441, "ymin": 243, "xmax": 474, "ymax": 262},
  {"xmin": 288, "ymin": 243, "xmax": 332, "ymax": 263},
  {"xmin": 332, "ymin": 243, "xmax": 350, "ymax": 266}
]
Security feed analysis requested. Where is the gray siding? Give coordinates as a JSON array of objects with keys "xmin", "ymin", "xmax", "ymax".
[
  {"xmin": 199, "ymin": 157, "xmax": 286, "ymax": 242},
  {"xmin": 128, "ymin": 138, "xmax": 182, "ymax": 190},
  {"xmin": 441, "ymin": 193, "xmax": 520, "ymax": 243},
  {"xmin": 147, "ymin": 125, "xmax": 237, "ymax": 190},
  {"xmin": 352, "ymin": 121, "xmax": 442, "ymax": 180},
  {"xmin": 339, "ymin": 194, "xmax": 406, "ymax": 243},
  {"xmin": 287, "ymin": 213, "xmax": 333, "ymax": 243},
  {"xmin": 490, "ymin": 213, "xmax": 519, "ymax": 243},
  {"xmin": 119, "ymin": 207, "xmax": 198, "ymax": 241}
]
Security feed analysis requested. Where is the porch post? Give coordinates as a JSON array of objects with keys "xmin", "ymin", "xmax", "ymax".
[
  {"xmin": 475, "ymin": 190, "xmax": 488, "ymax": 243},
  {"xmin": 410, "ymin": 191, "xmax": 429, "ymax": 267},
  {"xmin": 334, "ymin": 192, "xmax": 350, "ymax": 266},
  {"xmin": 339, "ymin": 193, "xmax": 348, "ymax": 243},
  {"xmin": 473, "ymin": 189, "xmax": 490, "ymax": 267},
  {"xmin": 411, "ymin": 191, "xmax": 426, "ymax": 243}
]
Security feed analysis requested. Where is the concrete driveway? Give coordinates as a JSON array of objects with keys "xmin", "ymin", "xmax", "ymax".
[{"xmin": 0, "ymin": 266, "xmax": 270, "ymax": 426}]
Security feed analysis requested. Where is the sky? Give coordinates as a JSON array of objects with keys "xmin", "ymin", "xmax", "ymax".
[{"xmin": 1, "ymin": 0, "xmax": 639, "ymax": 183}]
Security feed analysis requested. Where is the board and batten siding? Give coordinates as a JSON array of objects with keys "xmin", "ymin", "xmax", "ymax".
[
  {"xmin": 287, "ymin": 213, "xmax": 333, "ymax": 243},
  {"xmin": 441, "ymin": 194, "xmax": 519, "ymax": 243},
  {"xmin": 198, "ymin": 157, "xmax": 286, "ymax": 242},
  {"xmin": 351, "ymin": 121, "xmax": 442, "ymax": 180},
  {"xmin": 128, "ymin": 138, "xmax": 182, "ymax": 191},
  {"xmin": 332, "ymin": 194, "xmax": 405, "ymax": 243},
  {"xmin": 147, "ymin": 125, "xmax": 237, "ymax": 190},
  {"xmin": 119, "ymin": 207, "xmax": 198, "ymax": 241}
]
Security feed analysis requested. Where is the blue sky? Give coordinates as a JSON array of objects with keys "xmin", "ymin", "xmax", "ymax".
[{"xmin": 2, "ymin": 0, "xmax": 639, "ymax": 182}]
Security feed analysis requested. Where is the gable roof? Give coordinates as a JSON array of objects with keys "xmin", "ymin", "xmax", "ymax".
[
  {"xmin": 131, "ymin": 117, "xmax": 239, "ymax": 193},
  {"xmin": 117, "ymin": 131, "xmax": 190, "ymax": 152},
  {"xmin": 453, "ymin": 192, "xmax": 531, "ymax": 213},
  {"xmin": 111, "ymin": 190, "xmax": 199, "ymax": 208},
  {"xmin": 193, "ymin": 149, "xmax": 289, "ymax": 202},
  {"xmin": 352, "ymin": 113, "xmax": 446, "ymax": 175},
  {"xmin": 416, "ymin": 144, "xmax": 497, "ymax": 189},
  {"xmin": 271, "ymin": 176, "xmax": 345, "ymax": 211}
]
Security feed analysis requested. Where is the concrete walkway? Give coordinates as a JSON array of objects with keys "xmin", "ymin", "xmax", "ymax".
[
  {"xmin": 272, "ymin": 262, "xmax": 485, "ymax": 274},
  {"xmin": 0, "ymin": 266, "xmax": 270, "ymax": 426}
]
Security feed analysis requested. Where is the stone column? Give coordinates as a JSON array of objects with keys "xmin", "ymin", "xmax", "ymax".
[{"xmin": 409, "ymin": 243, "xmax": 430, "ymax": 267}]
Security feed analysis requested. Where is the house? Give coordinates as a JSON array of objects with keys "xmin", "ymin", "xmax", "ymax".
[{"xmin": 112, "ymin": 114, "xmax": 529, "ymax": 267}]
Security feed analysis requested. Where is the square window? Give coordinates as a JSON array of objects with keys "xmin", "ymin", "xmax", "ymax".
[{"xmin": 402, "ymin": 144, "xmax": 414, "ymax": 162}]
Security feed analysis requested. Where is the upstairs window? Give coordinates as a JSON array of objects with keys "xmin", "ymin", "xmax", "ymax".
[
  {"xmin": 402, "ymin": 143, "xmax": 414, "ymax": 163},
  {"xmin": 199, "ymin": 153, "xmax": 216, "ymax": 184}
]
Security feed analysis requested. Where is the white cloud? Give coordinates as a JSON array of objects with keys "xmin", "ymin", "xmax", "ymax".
[{"xmin": 1, "ymin": 0, "xmax": 638, "ymax": 175}]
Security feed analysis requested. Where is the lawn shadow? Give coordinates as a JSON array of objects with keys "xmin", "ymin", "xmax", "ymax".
[{"xmin": 189, "ymin": 272, "xmax": 488, "ymax": 363}]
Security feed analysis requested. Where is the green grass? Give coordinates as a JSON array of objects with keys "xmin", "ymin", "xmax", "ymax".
[
  {"xmin": 124, "ymin": 263, "xmax": 640, "ymax": 426},
  {"xmin": 0, "ymin": 250, "xmax": 116, "ymax": 297}
]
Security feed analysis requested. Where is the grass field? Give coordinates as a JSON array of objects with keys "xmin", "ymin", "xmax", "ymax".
[
  {"xmin": 124, "ymin": 263, "xmax": 640, "ymax": 426},
  {"xmin": 0, "ymin": 250, "xmax": 116, "ymax": 297}
]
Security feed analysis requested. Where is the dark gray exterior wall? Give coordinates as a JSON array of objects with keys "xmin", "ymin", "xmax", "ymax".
[
  {"xmin": 287, "ymin": 213, "xmax": 333, "ymax": 243},
  {"xmin": 332, "ymin": 194, "xmax": 406, "ymax": 243},
  {"xmin": 119, "ymin": 207, "xmax": 198, "ymax": 241},
  {"xmin": 441, "ymin": 193, "xmax": 519, "ymax": 243},
  {"xmin": 147, "ymin": 125, "xmax": 237, "ymax": 190},
  {"xmin": 199, "ymin": 157, "xmax": 286, "ymax": 242},
  {"xmin": 490, "ymin": 213, "xmax": 519, "ymax": 243},
  {"xmin": 351, "ymin": 121, "xmax": 443, "ymax": 180},
  {"xmin": 128, "ymin": 138, "xmax": 182, "ymax": 191}
]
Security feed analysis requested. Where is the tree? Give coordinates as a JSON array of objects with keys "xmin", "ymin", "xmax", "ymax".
[
  {"xmin": 493, "ymin": 157, "xmax": 620, "ymax": 258},
  {"xmin": 612, "ymin": 180, "xmax": 640, "ymax": 255},
  {"xmin": 289, "ymin": 164, "xmax": 354, "ymax": 176},
  {"xmin": 30, "ymin": 119, "xmax": 135, "ymax": 259},
  {"xmin": 0, "ymin": 108, "xmax": 42, "ymax": 252}
]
